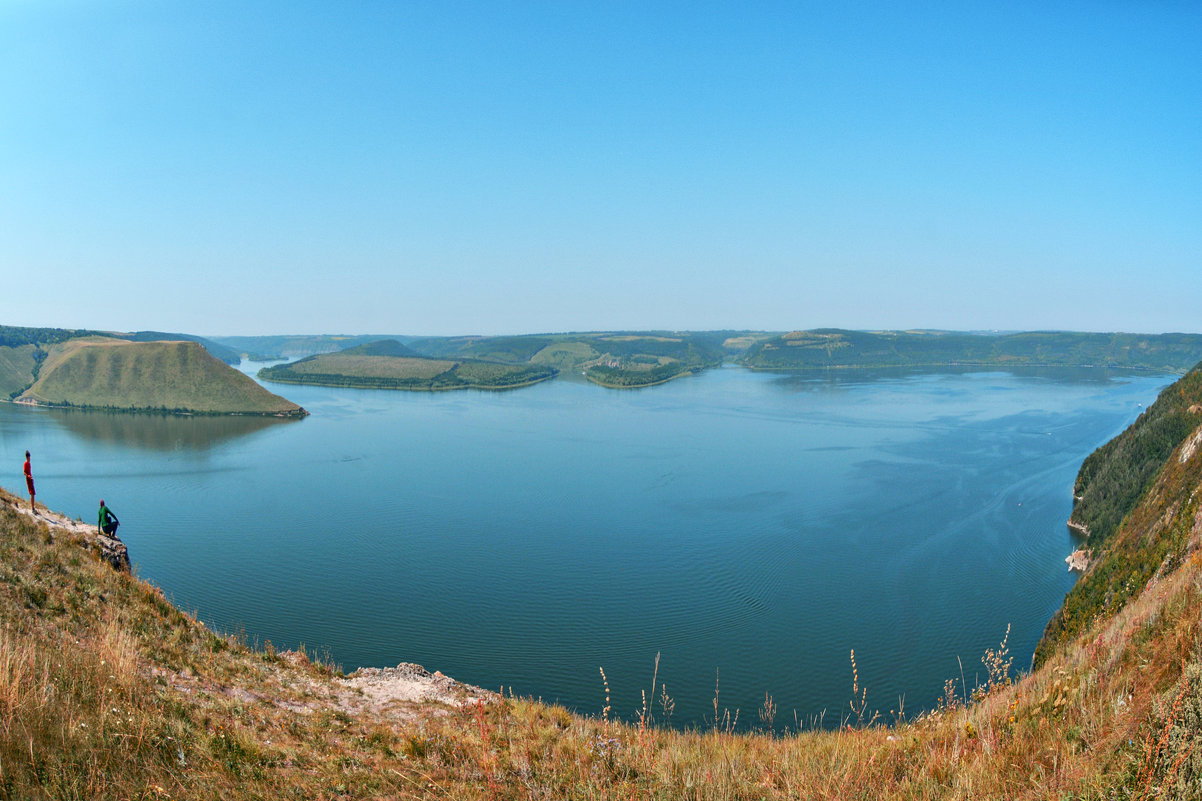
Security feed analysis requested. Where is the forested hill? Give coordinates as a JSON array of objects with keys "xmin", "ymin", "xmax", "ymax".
[
  {"xmin": 258, "ymin": 339, "xmax": 557, "ymax": 391},
  {"xmin": 1036, "ymin": 361, "xmax": 1202, "ymax": 664},
  {"xmin": 0, "ymin": 325, "xmax": 103, "ymax": 348},
  {"xmin": 742, "ymin": 330, "xmax": 1202, "ymax": 373},
  {"xmin": 121, "ymin": 331, "xmax": 241, "ymax": 365}
]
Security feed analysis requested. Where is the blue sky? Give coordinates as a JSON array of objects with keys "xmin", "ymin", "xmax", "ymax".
[{"xmin": 2, "ymin": 1, "xmax": 1198, "ymax": 336}]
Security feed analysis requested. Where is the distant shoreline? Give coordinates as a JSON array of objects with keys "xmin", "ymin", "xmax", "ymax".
[
  {"xmin": 743, "ymin": 361, "xmax": 1187, "ymax": 374},
  {"xmin": 258, "ymin": 372, "xmax": 557, "ymax": 392}
]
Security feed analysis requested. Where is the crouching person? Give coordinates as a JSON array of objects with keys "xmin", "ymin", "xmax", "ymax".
[{"xmin": 98, "ymin": 499, "xmax": 120, "ymax": 536}]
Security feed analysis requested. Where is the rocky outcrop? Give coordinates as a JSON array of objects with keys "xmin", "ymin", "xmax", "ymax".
[
  {"xmin": 1065, "ymin": 549, "xmax": 1090, "ymax": 572},
  {"xmin": 344, "ymin": 662, "xmax": 495, "ymax": 711},
  {"xmin": 1178, "ymin": 424, "xmax": 1202, "ymax": 465},
  {"xmin": 6, "ymin": 498, "xmax": 130, "ymax": 573},
  {"xmin": 93, "ymin": 528, "xmax": 131, "ymax": 572}
]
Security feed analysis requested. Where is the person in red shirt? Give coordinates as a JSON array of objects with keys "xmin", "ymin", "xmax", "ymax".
[{"xmin": 23, "ymin": 450, "xmax": 35, "ymax": 512}]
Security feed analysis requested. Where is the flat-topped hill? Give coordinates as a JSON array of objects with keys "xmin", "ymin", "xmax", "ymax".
[
  {"xmin": 16, "ymin": 339, "xmax": 306, "ymax": 416},
  {"xmin": 258, "ymin": 339, "xmax": 557, "ymax": 390},
  {"xmin": 120, "ymin": 330, "xmax": 242, "ymax": 365}
]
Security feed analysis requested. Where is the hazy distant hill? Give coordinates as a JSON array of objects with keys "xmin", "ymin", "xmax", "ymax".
[
  {"xmin": 121, "ymin": 331, "xmax": 242, "ymax": 365},
  {"xmin": 742, "ymin": 329, "xmax": 1202, "ymax": 373},
  {"xmin": 5, "ymin": 346, "xmax": 1202, "ymax": 797},
  {"xmin": 208, "ymin": 334, "xmax": 412, "ymax": 360},
  {"xmin": 258, "ymin": 339, "xmax": 556, "ymax": 391},
  {"xmin": 17, "ymin": 339, "xmax": 306, "ymax": 416},
  {"xmin": 407, "ymin": 331, "xmax": 731, "ymax": 387}
]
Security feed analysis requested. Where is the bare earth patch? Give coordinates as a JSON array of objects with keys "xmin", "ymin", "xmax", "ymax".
[{"xmin": 341, "ymin": 662, "xmax": 495, "ymax": 716}]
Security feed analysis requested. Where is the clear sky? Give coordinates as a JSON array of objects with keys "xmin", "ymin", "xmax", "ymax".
[{"xmin": 2, "ymin": 1, "xmax": 1199, "ymax": 336}]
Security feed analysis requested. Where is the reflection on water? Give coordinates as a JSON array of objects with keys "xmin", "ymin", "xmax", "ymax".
[{"xmin": 45, "ymin": 407, "xmax": 300, "ymax": 451}]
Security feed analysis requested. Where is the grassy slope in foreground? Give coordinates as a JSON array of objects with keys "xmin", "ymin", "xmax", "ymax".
[
  {"xmin": 743, "ymin": 329, "xmax": 1202, "ymax": 372},
  {"xmin": 4, "ymin": 375, "xmax": 1202, "ymax": 797},
  {"xmin": 0, "ymin": 344, "xmax": 38, "ymax": 399},
  {"xmin": 258, "ymin": 339, "xmax": 557, "ymax": 390},
  {"xmin": 16, "ymin": 339, "xmax": 306, "ymax": 416},
  {"xmin": 0, "ymin": 486, "xmax": 1199, "ymax": 797}
]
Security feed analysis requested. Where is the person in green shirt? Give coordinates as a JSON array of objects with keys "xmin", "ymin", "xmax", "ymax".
[{"xmin": 98, "ymin": 499, "xmax": 120, "ymax": 536}]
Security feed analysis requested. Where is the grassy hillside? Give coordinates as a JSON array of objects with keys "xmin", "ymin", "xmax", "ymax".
[
  {"xmin": 409, "ymin": 334, "xmax": 556, "ymax": 364},
  {"xmin": 0, "ymin": 325, "xmax": 108, "ymax": 400},
  {"xmin": 0, "ymin": 344, "xmax": 38, "ymax": 399},
  {"xmin": 259, "ymin": 340, "xmax": 557, "ymax": 391},
  {"xmin": 404, "ymin": 331, "xmax": 728, "ymax": 388},
  {"xmin": 743, "ymin": 330, "xmax": 1202, "ymax": 373},
  {"xmin": 0, "ymin": 324, "xmax": 101, "ymax": 349},
  {"xmin": 1035, "ymin": 363, "xmax": 1202, "ymax": 666},
  {"xmin": 16, "ymin": 339, "xmax": 306, "ymax": 416},
  {"xmin": 580, "ymin": 333, "xmax": 725, "ymax": 387}
]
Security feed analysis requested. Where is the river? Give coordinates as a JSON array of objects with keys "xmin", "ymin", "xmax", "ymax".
[{"xmin": 0, "ymin": 363, "xmax": 1171, "ymax": 730}]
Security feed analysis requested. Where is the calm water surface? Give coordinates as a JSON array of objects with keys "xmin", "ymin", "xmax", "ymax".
[{"xmin": 0, "ymin": 365, "xmax": 1171, "ymax": 729}]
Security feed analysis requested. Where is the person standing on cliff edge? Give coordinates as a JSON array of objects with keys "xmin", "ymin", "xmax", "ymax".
[
  {"xmin": 98, "ymin": 500, "xmax": 119, "ymax": 537},
  {"xmin": 23, "ymin": 451, "xmax": 35, "ymax": 513}
]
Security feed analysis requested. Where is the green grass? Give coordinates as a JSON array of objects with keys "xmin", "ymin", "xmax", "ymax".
[
  {"xmin": 0, "ymin": 344, "xmax": 37, "ymax": 398},
  {"xmin": 284, "ymin": 353, "xmax": 457, "ymax": 380},
  {"xmin": 585, "ymin": 360, "xmax": 698, "ymax": 388},
  {"xmin": 531, "ymin": 340, "xmax": 599, "ymax": 368},
  {"xmin": 17, "ymin": 339, "xmax": 306, "ymax": 416}
]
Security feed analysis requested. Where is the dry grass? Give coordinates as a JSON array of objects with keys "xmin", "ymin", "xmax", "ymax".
[
  {"xmin": 286, "ymin": 354, "xmax": 457, "ymax": 379},
  {"xmin": 2, "ymin": 484, "xmax": 1201, "ymax": 799}
]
